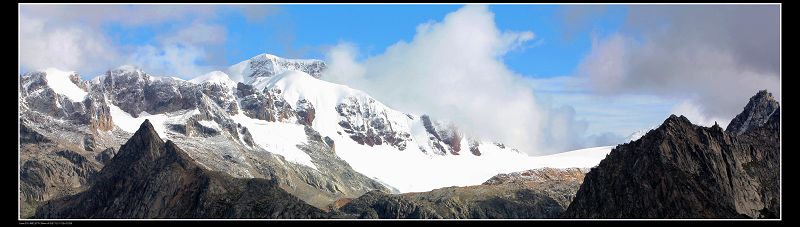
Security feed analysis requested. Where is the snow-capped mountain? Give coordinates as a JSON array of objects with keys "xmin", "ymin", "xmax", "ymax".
[
  {"xmin": 18, "ymin": 53, "xmax": 612, "ymax": 209},
  {"xmin": 227, "ymin": 53, "xmax": 327, "ymax": 83}
]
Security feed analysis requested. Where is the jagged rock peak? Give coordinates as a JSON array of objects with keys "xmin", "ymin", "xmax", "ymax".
[
  {"xmin": 116, "ymin": 119, "xmax": 165, "ymax": 161},
  {"xmin": 726, "ymin": 90, "xmax": 780, "ymax": 135},
  {"xmin": 563, "ymin": 92, "xmax": 780, "ymax": 219},
  {"xmin": 659, "ymin": 114, "xmax": 693, "ymax": 131}
]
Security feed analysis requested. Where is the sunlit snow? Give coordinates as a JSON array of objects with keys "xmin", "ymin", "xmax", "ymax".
[
  {"xmin": 108, "ymin": 103, "xmax": 199, "ymax": 140},
  {"xmin": 44, "ymin": 68, "xmax": 88, "ymax": 101},
  {"xmin": 230, "ymin": 113, "xmax": 318, "ymax": 170}
]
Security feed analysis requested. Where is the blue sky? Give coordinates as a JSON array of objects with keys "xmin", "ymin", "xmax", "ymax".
[
  {"xmin": 19, "ymin": 4, "xmax": 780, "ymax": 152},
  {"xmin": 103, "ymin": 4, "xmax": 626, "ymax": 79}
]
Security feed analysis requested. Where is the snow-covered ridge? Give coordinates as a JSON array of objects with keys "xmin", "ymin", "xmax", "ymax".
[
  {"xmin": 42, "ymin": 68, "xmax": 87, "ymax": 101},
  {"xmin": 230, "ymin": 113, "xmax": 317, "ymax": 170}
]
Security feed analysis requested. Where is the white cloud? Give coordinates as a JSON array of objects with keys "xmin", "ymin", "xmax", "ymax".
[
  {"xmin": 671, "ymin": 100, "xmax": 730, "ymax": 128},
  {"xmin": 128, "ymin": 44, "xmax": 210, "ymax": 78},
  {"xmin": 325, "ymin": 5, "xmax": 598, "ymax": 155},
  {"xmin": 324, "ymin": 43, "xmax": 365, "ymax": 83},
  {"xmin": 19, "ymin": 13, "xmax": 119, "ymax": 75},
  {"xmin": 125, "ymin": 21, "xmax": 228, "ymax": 78},
  {"xmin": 160, "ymin": 22, "xmax": 227, "ymax": 45},
  {"xmin": 19, "ymin": 5, "xmax": 219, "ymax": 27},
  {"xmin": 575, "ymin": 5, "xmax": 780, "ymax": 124}
]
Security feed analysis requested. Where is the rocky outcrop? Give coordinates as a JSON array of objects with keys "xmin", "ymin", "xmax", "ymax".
[
  {"xmin": 420, "ymin": 115, "xmax": 465, "ymax": 155},
  {"xmin": 230, "ymin": 54, "xmax": 327, "ymax": 81},
  {"xmin": 726, "ymin": 90, "xmax": 779, "ymax": 135},
  {"xmin": 406, "ymin": 168, "xmax": 586, "ymax": 219},
  {"xmin": 19, "ymin": 123, "xmax": 103, "ymax": 218},
  {"xmin": 563, "ymin": 91, "xmax": 780, "ymax": 219},
  {"xmin": 34, "ymin": 120, "xmax": 326, "ymax": 219},
  {"xmin": 94, "ymin": 147, "xmax": 117, "ymax": 164},
  {"xmin": 20, "ymin": 124, "xmax": 50, "ymax": 144},
  {"xmin": 98, "ymin": 66, "xmax": 203, "ymax": 117},
  {"xmin": 197, "ymin": 79, "xmax": 239, "ymax": 116},
  {"xmin": 337, "ymin": 190, "xmax": 442, "ymax": 219},
  {"xmin": 483, "ymin": 167, "xmax": 587, "ymax": 186},
  {"xmin": 296, "ymin": 99, "xmax": 315, "ymax": 126},
  {"xmin": 332, "ymin": 167, "xmax": 587, "ymax": 219},
  {"xmin": 236, "ymin": 83, "xmax": 296, "ymax": 122},
  {"xmin": 336, "ymin": 97, "xmax": 411, "ymax": 150},
  {"xmin": 19, "ymin": 71, "xmax": 113, "ymax": 132}
]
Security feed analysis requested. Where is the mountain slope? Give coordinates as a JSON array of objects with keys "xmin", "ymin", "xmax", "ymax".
[
  {"xmin": 19, "ymin": 64, "xmax": 392, "ymax": 211},
  {"xmin": 562, "ymin": 91, "xmax": 780, "ymax": 219},
  {"xmin": 34, "ymin": 120, "xmax": 326, "ymax": 219},
  {"xmin": 19, "ymin": 53, "xmax": 614, "ymax": 214}
]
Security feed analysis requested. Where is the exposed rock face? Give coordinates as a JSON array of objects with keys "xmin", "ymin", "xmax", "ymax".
[
  {"xmin": 196, "ymin": 79, "xmax": 239, "ymax": 115},
  {"xmin": 34, "ymin": 120, "xmax": 327, "ymax": 219},
  {"xmin": 236, "ymin": 83, "xmax": 296, "ymax": 122},
  {"xmin": 407, "ymin": 168, "xmax": 586, "ymax": 219},
  {"xmin": 19, "ymin": 71, "xmax": 113, "ymax": 132},
  {"xmin": 483, "ymin": 167, "xmax": 587, "ymax": 186},
  {"xmin": 337, "ymin": 190, "xmax": 442, "ymax": 219},
  {"xmin": 336, "ymin": 97, "xmax": 411, "ymax": 149},
  {"xmin": 20, "ymin": 124, "xmax": 50, "ymax": 144},
  {"xmin": 563, "ymin": 91, "xmax": 780, "ymax": 219},
  {"xmin": 19, "ymin": 124, "xmax": 102, "ymax": 218},
  {"xmin": 94, "ymin": 148, "xmax": 117, "ymax": 164},
  {"xmin": 229, "ymin": 54, "xmax": 327, "ymax": 81},
  {"xmin": 296, "ymin": 99, "xmax": 315, "ymax": 126},
  {"xmin": 468, "ymin": 140, "xmax": 481, "ymax": 156},
  {"xmin": 420, "ymin": 115, "xmax": 464, "ymax": 155},
  {"xmin": 84, "ymin": 93, "xmax": 114, "ymax": 132},
  {"xmin": 726, "ymin": 90, "xmax": 780, "ymax": 135},
  {"xmin": 97, "ymin": 66, "xmax": 203, "ymax": 117}
]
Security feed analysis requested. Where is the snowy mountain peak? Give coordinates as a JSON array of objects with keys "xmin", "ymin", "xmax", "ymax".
[
  {"xmin": 103, "ymin": 65, "xmax": 150, "ymax": 80},
  {"xmin": 254, "ymin": 53, "xmax": 283, "ymax": 60},
  {"xmin": 226, "ymin": 53, "xmax": 327, "ymax": 83},
  {"xmin": 190, "ymin": 70, "xmax": 236, "ymax": 88},
  {"xmin": 113, "ymin": 65, "xmax": 144, "ymax": 74},
  {"xmin": 261, "ymin": 70, "xmax": 379, "ymax": 113}
]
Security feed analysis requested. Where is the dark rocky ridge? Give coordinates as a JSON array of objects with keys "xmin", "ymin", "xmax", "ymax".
[
  {"xmin": 34, "ymin": 120, "xmax": 326, "ymax": 218},
  {"xmin": 563, "ymin": 91, "xmax": 780, "ymax": 219},
  {"xmin": 726, "ymin": 90, "xmax": 780, "ymax": 135},
  {"xmin": 337, "ymin": 190, "xmax": 442, "ymax": 219}
]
